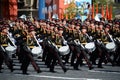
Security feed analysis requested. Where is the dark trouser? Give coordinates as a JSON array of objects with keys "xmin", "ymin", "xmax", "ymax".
[
  {"xmin": 70, "ymin": 45, "xmax": 77, "ymax": 66},
  {"xmin": 45, "ymin": 52, "xmax": 52, "ymax": 67},
  {"xmin": 97, "ymin": 45, "xmax": 110, "ymax": 67},
  {"xmin": 0, "ymin": 49, "xmax": 13, "ymax": 72},
  {"xmin": 49, "ymin": 53, "xmax": 57, "ymax": 71},
  {"xmin": 73, "ymin": 45, "xmax": 93, "ymax": 69},
  {"xmin": 40, "ymin": 42, "xmax": 46, "ymax": 61},
  {"xmin": 81, "ymin": 50, "xmax": 93, "ymax": 68},
  {"xmin": 70, "ymin": 45, "xmax": 83, "ymax": 69},
  {"xmin": 20, "ymin": 51, "xmax": 40, "ymax": 74},
  {"xmin": 0, "ymin": 52, "xmax": 4, "ymax": 70},
  {"xmin": 94, "ymin": 43, "xmax": 106, "ymax": 67},
  {"xmin": 74, "ymin": 52, "xmax": 83, "ymax": 69},
  {"xmin": 62, "ymin": 52, "xmax": 71, "ymax": 64},
  {"xmin": 89, "ymin": 49, "xmax": 98, "ymax": 65},
  {"xmin": 21, "ymin": 56, "xmax": 30, "ymax": 74},
  {"xmin": 116, "ymin": 47, "xmax": 120, "ymax": 65},
  {"xmin": 47, "ymin": 46, "xmax": 66, "ymax": 72},
  {"xmin": 45, "ymin": 45, "xmax": 52, "ymax": 67},
  {"xmin": 20, "ymin": 51, "xmax": 30, "ymax": 74}
]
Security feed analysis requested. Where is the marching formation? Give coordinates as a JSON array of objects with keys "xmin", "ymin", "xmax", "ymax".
[{"xmin": 0, "ymin": 18, "xmax": 120, "ymax": 74}]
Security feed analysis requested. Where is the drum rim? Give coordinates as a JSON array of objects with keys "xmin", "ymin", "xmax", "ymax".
[
  {"xmin": 31, "ymin": 47, "xmax": 43, "ymax": 54},
  {"xmin": 59, "ymin": 45, "xmax": 70, "ymax": 55},
  {"xmin": 106, "ymin": 42, "xmax": 115, "ymax": 49},
  {"xmin": 5, "ymin": 46, "xmax": 17, "ymax": 51},
  {"xmin": 85, "ymin": 43, "xmax": 95, "ymax": 49}
]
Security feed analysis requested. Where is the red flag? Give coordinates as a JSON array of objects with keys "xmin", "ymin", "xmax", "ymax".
[
  {"xmin": 96, "ymin": 3, "xmax": 98, "ymax": 14},
  {"xmin": 109, "ymin": 5, "xmax": 112, "ymax": 20},
  {"xmin": 92, "ymin": 4, "xmax": 95, "ymax": 19},
  {"xmin": 9, "ymin": 0, "xmax": 18, "ymax": 20},
  {"xmin": 105, "ymin": 4, "xmax": 109, "ymax": 20},
  {"xmin": 101, "ymin": 4, "xmax": 104, "ymax": 17}
]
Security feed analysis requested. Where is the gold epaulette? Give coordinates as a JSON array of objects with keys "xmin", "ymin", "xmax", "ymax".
[
  {"xmin": 81, "ymin": 43, "xmax": 87, "ymax": 45},
  {"xmin": 28, "ymin": 46, "xmax": 34, "ymax": 48},
  {"xmin": 15, "ymin": 34, "xmax": 20, "ymax": 37},
  {"xmin": 56, "ymin": 44, "xmax": 62, "ymax": 48},
  {"xmin": 2, "ymin": 44, "xmax": 8, "ymax": 47},
  {"xmin": 103, "ymin": 42, "xmax": 109, "ymax": 44},
  {"xmin": 97, "ymin": 39, "xmax": 101, "ymax": 40}
]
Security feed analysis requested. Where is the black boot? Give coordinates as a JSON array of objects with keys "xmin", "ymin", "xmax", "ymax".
[
  {"xmin": 50, "ymin": 68, "xmax": 56, "ymax": 73},
  {"xmin": 22, "ymin": 72, "xmax": 29, "ymax": 75},
  {"xmin": 63, "ymin": 67, "xmax": 67, "ymax": 73},
  {"xmin": 89, "ymin": 66, "xmax": 94, "ymax": 70},
  {"xmin": 37, "ymin": 69, "xmax": 42, "ymax": 73},
  {"xmin": 0, "ymin": 66, "xmax": 2, "ymax": 73},
  {"xmin": 98, "ymin": 58, "xmax": 104, "ymax": 68},
  {"xmin": 73, "ymin": 64, "xmax": 79, "ymax": 70}
]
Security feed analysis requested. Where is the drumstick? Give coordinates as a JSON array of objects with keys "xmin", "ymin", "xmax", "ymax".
[
  {"xmin": 0, "ymin": 45, "xmax": 6, "ymax": 52},
  {"xmin": 33, "ymin": 33, "xmax": 42, "ymax": 48},
  {"xmin": 7, "ymin": 32, "xmax": 17, "ymax": 48}
]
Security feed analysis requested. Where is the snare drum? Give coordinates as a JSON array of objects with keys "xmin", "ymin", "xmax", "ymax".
[
  {"xmin": 59, "ymin": 45, "xmax": 70, "ymax": 56},
  {"xmin": 5, "ymin": 46, "xmax": 17, "ymax": 54},
  {"xmin": 31, "ymin": 46, "xmax": 43, "ymax": 57},
  {"xmin": 105, "ymin": 42, "xmax": 116, "ymax": 52},
  {"xmin": 85, "ymin": 42, "xmax": 96, "ymax": 52}
]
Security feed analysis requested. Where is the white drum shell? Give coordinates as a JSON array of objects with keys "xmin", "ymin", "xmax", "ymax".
[
  {"xmin": 106, "ymin": 42, "xmax": 116, "ymax": 52},
  {"xmin": 31, "ymin": 47, "xmax": 43, "ymax": 57},
  {"xmin": 5, "ymin": 46, "xmax": 17, "ymax": 54},
  {"xmin": 85, "ymin": 42, "xmax": 96, "ymax": 52},
  {"xmin": 59, "ymin": 45, "xmax": 70, "ymax": 56}
]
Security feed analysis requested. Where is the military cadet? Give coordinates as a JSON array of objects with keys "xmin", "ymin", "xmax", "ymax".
[
  {"xmin": 70, "ymin": 23, "xmax": 82, "ymax": 69},
  {"xmin": 77, "ymin": 27, "xmax": 93, "ymax": 70},
  {"xmin": 95, "ymin": 22, "xmax": 114, "ymax": 68},
  {"xmin": 0, "ymin": 25, "xmax": 14, "ymax": 72},
  {"xmin": 69, "ymin": 23, "xmax": 81, "ymax": 67},
  {"xmin": 94, "ymin": 22, "xmax": 106, "ymax": 68},
  {"xmin": 70, "ymin": 23, "xmax": 93, "ymax": 70},
  {"xmin": 17, "ymin": 25, "xmax": 41, "ymax": 74},
  {"xmin": 45, "ymin": 25, "xmax": 67, "ymax": 73},
  {"xmin": 112, "ymin": 22, "xmax": 120, "ymax": 38},
  {"xmin": 111, "ymin": 21, "xmax": 120, "ymax": 66},
  {"xmin": 43, "ymin": 22, "xmax": 55, "ymax": 64},
  {"xmin": 85, "ymin": 21, "xmax": 98, "ymax": 65}
]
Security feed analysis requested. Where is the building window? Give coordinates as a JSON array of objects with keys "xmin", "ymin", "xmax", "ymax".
[{"xmin": 115, "ymin": 0, "xmax": 120, "ymax": 3}]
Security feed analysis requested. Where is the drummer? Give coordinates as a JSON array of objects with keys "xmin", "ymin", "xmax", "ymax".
[
  {"xmin": 0, "ymin": 25, "xmax": 14, "ymax": 72},
  {"xmin": 70, "ymin": 23, "xmax": 83, "ymax": 69},
  {"xmin": 96, "ymin": 23, "xmax": 114, "ymax": 68},
  {"xmin": 73, "ymin": 26, "xmax": 93, "ymax": 70},
  {"xmin": 19, "ymin": 25, "xmax": 42, "ymax": 74},
  {"xmin": 27, "ymin": 26, "xmax": 37, "ymax": 48},
  {"xmin": 44, "ymin": 25, "xmax": 67, "ymax": 73},
  {"xmin": 112, "ymin": 21, "xmax": 120, "ymax": 38}
]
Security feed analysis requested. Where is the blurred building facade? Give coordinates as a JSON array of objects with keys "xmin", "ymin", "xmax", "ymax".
[
  {"xmin": 0, "ymin": 0, "xmax": 120, "ymax": 20},
  {"xmin": 0, "ymin": 0, "xmax": 69, "ymax": 20}
]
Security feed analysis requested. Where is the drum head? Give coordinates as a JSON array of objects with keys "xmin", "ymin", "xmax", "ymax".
[
  {"xmin": 31, "ymin": 47, "xmax": 42, "ymax": 55},
  {"xmin": 85, "ymin": 42, "xmax": 95, "ymax": 49},
  {"xmin": 106, "ymin": 42, "xmax": 115, "ymax": 50},
  {"xmin": 59, "ymin": 45, "xmax": 70, "ymax": 55},
  {"xmin": 59, "ymin": 46, "xmax": 67, "ymax": 52},
  {"xmin": 5, "ymin": 46, "xmax": 16, "ymax": 52}
]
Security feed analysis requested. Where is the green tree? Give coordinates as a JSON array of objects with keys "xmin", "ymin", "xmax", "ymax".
[{"xmin": 64, "ymin": 0, "xmax": 76, "ymax": 19}]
